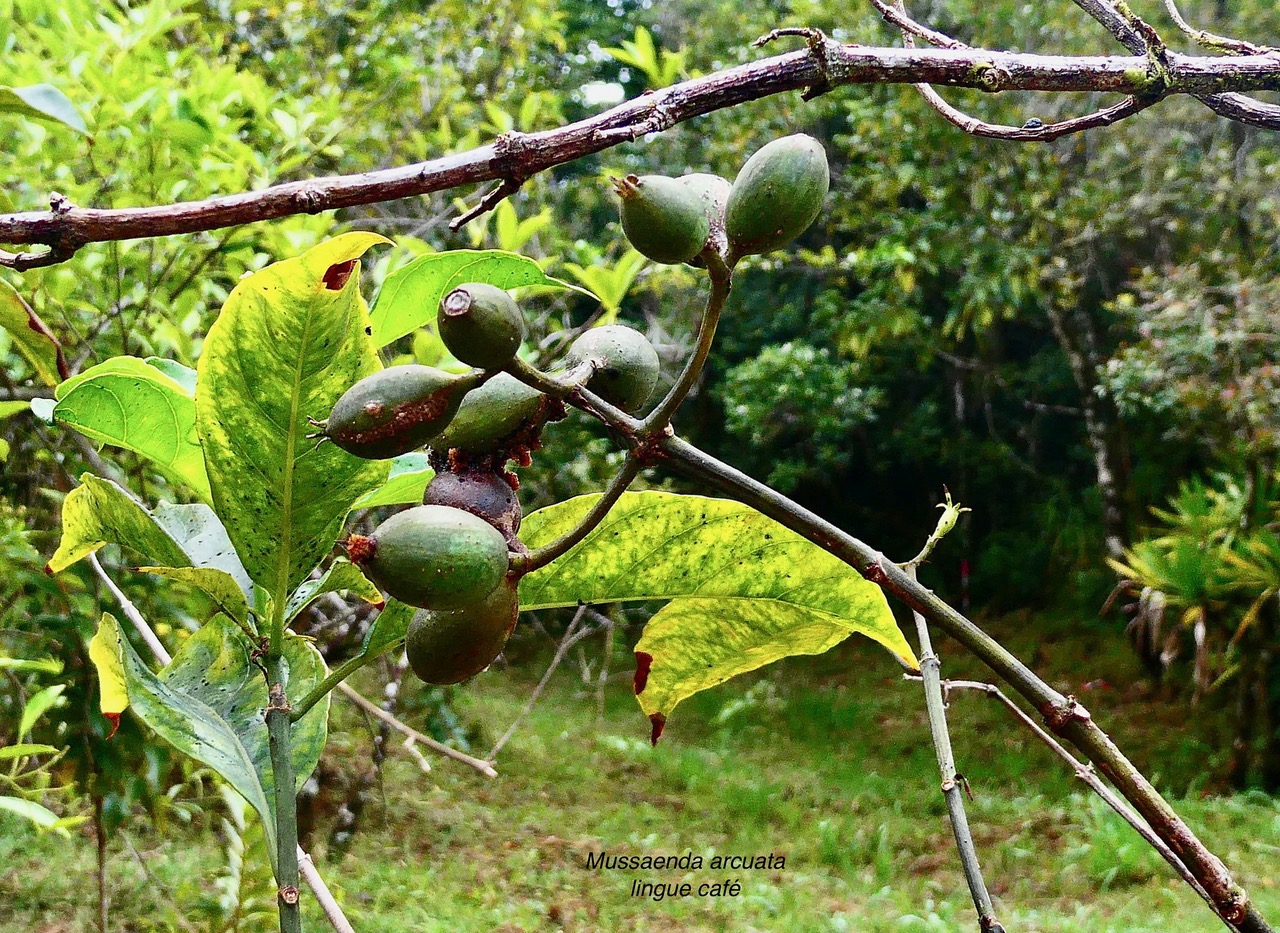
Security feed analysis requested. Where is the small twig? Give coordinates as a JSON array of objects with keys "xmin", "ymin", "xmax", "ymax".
[
  {"xmin": 402, "ymin": 737, "xmax": 433, "ymax": 774},
  {"xmin": 336, "ymin": 682, "xmax": 498, "ymax": 778},
  {"xmin": 898, "ymin": 498, "xmax": 1003, "ymax": 933},
  {"xmin": 867, "ymin": 0, "xmax": 969, "ymax": 50},
  {"xmin": 934, "ymin": 677, "xmax": 1223, "ymax": 923},
  {"xmin": 1161, "ymin": 0, "xmax": 1269, "ymax": 55},
  {"xmin": 298, "ymin": 848, "xmax": 357, "ymax": 933},
  {"xmin": 894, "ymin": 1, "xmax": 1156, "ymax": 141},
  {"xmin": 516, "ymin": 455, "xmax": 645, "ymax": 574},
  {"xmin": 88, "ymin": 553, "xmax": 171, "ymax": 665},
  {"xmin": 488, "ymin": 604, "xmax": 589, "ymax": 759},
  {"xmin": 643, "ymin": 253, "xmax": 732, "ymax": 428}
]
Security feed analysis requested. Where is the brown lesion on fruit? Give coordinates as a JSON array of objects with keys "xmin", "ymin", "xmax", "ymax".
[{"xmin": 330, "ymin": 391, "xmax": 450, "ymax": 447}]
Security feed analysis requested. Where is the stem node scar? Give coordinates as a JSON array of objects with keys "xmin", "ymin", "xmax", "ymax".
[
  {"xmin": 1040, "ymin": 695, "xmax": 1092, "ymax": 732},
  {"xmin": 278, "ymin": 885, "xmax": 300, "ymax": 906}
]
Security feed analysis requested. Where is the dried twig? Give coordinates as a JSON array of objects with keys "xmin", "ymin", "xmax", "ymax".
[{"xmin": 336, "ymin": 682, "xmax": 498, "ymax": 778}]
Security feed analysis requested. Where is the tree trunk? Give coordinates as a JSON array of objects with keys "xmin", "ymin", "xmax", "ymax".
[{"xmin": 1045, "ymin": 302, "xmax": 1129, "ymax": 560}]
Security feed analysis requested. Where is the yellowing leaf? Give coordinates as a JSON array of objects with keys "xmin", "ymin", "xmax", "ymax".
[
  {"xmin": 89, "ymin": 614, "xmax": 129, "ymax": 736},
  {"xmin": 196, "ymin": 232, "xmax": 391, "ymax": 599},
  {"xmin": 520, "ymin": 492, "xmax": 917, "ymax": 733}
]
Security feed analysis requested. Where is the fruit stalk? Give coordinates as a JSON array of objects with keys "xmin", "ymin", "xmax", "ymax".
[{"xmin": 642, "ymin": 253, "xmax": 731, "ymax": 431}]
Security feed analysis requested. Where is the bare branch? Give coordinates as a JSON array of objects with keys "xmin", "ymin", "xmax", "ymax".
[
  {"xmin": 335, "ymin": 682, "xmax": 498, "ymax": 778},
  {"xmin": 1162, "ymin": 0, "xmax": 1270, "ymax": 55},
  {"xmin": 867, "ymin": 0, "xmax": 969, "ymax": 50},
  {"xmin": 6, "ymin": 40, "xmax": 1280, "ymax": 268},
  {"xmin": 935, "ymin": 677, "xmax": 1224, "ymax": 924}
]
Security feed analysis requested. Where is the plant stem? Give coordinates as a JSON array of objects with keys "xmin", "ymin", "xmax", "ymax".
[
  {"xmin": 642, "ymin": 254, "xmax": 731, "ymax": 431},
  {"xmin": 267, "ymin": 660, "xmax": 302, "ymax": 933},
  {"xmin": 906, "ymin": 566, "xmax": 1004, "ymax": 932},
  {"xmin": 291, "ymin": 639, "xmax": 400, "ymax": 724},
  {"xmin": 655, "ymin": 433, "xmax": 1271, "ymax": 933},
  {"xmin": 517, "ymin": 454, "xmax": 645, "ymax": 574},
  {"xmin": 934, "ymin": 677, "xmax": 1221, "ymax": 920}
]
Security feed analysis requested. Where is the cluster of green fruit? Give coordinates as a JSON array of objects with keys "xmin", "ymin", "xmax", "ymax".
[
  {"xmin": 317, "ymin": 283, "xmax": 660, "ymax": 684},
  {"xmin": 320, "ymin": 134, "xmax": 827, "ymax": 686},
  {"xmin": 615, "ymin": 134, "xmax": 829, "ymax": 267}
]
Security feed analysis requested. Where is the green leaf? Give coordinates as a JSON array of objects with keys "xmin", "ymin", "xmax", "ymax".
[
  {"xmin": 0, "ymin": 656, "xmax": 63, "ymax": 675},
  {"xmin": 138, "ymin": 567, "xmax": 251, "ymax": 630},
  {"xmin": 51, "ymin": 355, "xmax": 212, "ymax": 502},
  {"xmin": 195, "ymin": 232, "xmax": 392, "ymax": 600},
  {"xmin": 91, "ymin": 613, "xmax": 329, "ymax": 876},
  {"xmin": 0, "ymin": 744, "xmax": 58, "ymax": 761},
  {"xmin": 349, "ymin": 452, "xmax": 434, "ymax": 510},
  {"xmin": 368, "ymin": 249, "xmax": 595, "ymax": 347},
  {"xmin": 519, "ymin": 492, "xmax": 916, "ymax": 726},
  {"xmin": 0, "ymin": 279, "xmax": 66, "ymax": 386},
  {"xmin": 0, "ymin": 83, "xmax": 88, "ymax": 134},
  {"xmin": 633, "ymin": 598, "xmax": 871, "ymax": 729},
  {"xmin": 0, "ymin": 400, "xmax": 28, "ymax": 420},
  {"xmin": 0, "ymin": 797, "xmax": 70, "ymax": 833},
  {"xmin": 47, "ymin": 475, "xmax": 252, "ymax": 601},
  {"xmin": 19, "ymin": 684, "xmax": 65, "ymax": 738},
  {"xmin": 357, "ymin": 598, "xmax": 416, "ymax": 660},
  {"xmin": 285, "ymin": 559, "xmax": 381, "ymax": 622},
  {"xmin": 144, "ymin": 357, "xmax": 197, "ymax": 393}
]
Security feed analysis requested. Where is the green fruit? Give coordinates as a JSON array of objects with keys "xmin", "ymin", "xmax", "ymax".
[
  {"xmin": 614, "ymin": 174, "xmax": 711, "ymax": 265},
  {"xmin": 566, "ymin": 325, "xmax": 660, "ymax": 414},
  {"xmin": 424, "ymin": 468, "xmax": 522, "ymax": 544},
  {"xmin": 725, "ymin": 134, "xmax": 830, "ymax": 258},
  {"xmin": 438, "ymin": 282, "xmax": 526, "ymax": 370},
  {"xmin": 681, "ymin": 173, "xmax": 731, "ymax": 226},
  {"xmin": 405, "ymin": 579, "xmax": 519, "ymax": 685},
  {"xmin": 347, "ymin": 504, "xmax": 508, "ymax": 611},
  {"xmin": 323, "ymin": 365, "xmax": 483, "ymax": 460},
  {"xmin": 430, "ymin": 372, "xmax": 550, "ymax": 454}
]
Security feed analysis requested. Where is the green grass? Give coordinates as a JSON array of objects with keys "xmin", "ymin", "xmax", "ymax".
[{"xmin": 3, "ymin": 612, "xmax": 1279, "ymax": 931}]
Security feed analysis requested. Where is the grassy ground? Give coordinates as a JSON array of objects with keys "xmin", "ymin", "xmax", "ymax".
[{"xmin": 4, "ymin": 612, "xmax": 1279, "ymax": 932}]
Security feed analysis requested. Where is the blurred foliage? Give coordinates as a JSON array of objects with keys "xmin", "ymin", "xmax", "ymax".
[{"xmin": 1, "ymin": 0, "xmax": 1280, "ymax": 840}]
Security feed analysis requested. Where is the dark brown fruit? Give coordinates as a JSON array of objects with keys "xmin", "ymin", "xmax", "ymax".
[
  {"xmin": 347, "ymin": 504, "xmax": 508, "ymax": 610},
  {"xmin": 424, "ymin": 468, "xmax": 522, "ymax": 545},
  {"xmin": 404, "ymin": 579, "xmax": 519, "ymax": 684},
  {"xmin": 322, "ymin": 365, "xmax": 484, "ymax": 460},
  {"xmin": 438, "ymin": 282, "xmax": 526, "ymax": 370}
]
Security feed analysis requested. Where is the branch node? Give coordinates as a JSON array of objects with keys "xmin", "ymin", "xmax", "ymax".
[
  {"xmin": 292, "ymin": 186, "xmax": 327, "ymax": 214},
  {"xmin": 49, "ymin": 192, "xmax": 75, "ymax": 214},
  {"xmin": 266, "ymin": 682, "xmax": 293, "ymax": 714},
  {"xmin": 753, "ymin": 27, "xmax": 836, "ymax": 100},
  {"xmin": 449, "ymin": 131, "xmax": 531, "ymax": 230},
  {"xmin": 593, "ymin": 94, "xmax": 680, "ymax": 143},
  {"xmin": 278, "ymin": 885, "xmax": 300, "ymax": 906},
  {"xmin": 1040, "ymin": 694, "xmax": 1092, "ymax": 732}
]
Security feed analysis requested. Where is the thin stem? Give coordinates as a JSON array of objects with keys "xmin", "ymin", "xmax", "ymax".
[
  {"xmin": 654, "ymin": 433, "xmax": 1271, "ymax": 933},
  {"xmin": 336, "ymin": 683, "xmax": 498, "ymax": 777},
  {"xmin": 934, "ymin": 678, "xmax": 1221, "ymax": 921},
  {"xmin": 488, "ymin": 604, "xmax": 589, "ymax": 759},
  {"xmin": 291, "ymin": 639, "xmax": 400, "ymax": 724},
  {"xmin": 517, "ymin": 454, "xmax": 645, "ymax": 574},
  {"xmin": 1162, "ymin": 0, "xmax": 1268, "ymax": 55},
  {"xmin": 267, "ymin": 663, "xmax": 302, "ymax": 933},
  {"xmin": 89, "ymin": 554, "xmax": 170, "ymax": 665},
  {"xmin": 298, "ymin": 850, "xmax": 356, "ymax": 933},
  {"xmin": 505, "ymin": 356, "xmax": 594, "ymax": 398},
  {"xmin": 642, "ymin": 254, "xmax": 731, "ymax": 431},
  {"xmin": 906, "ymin": 568, "xmax": 1005, "ymax": 933},
  {"xmin": 267, "ymin": 585, "xmax": 302, "ymax": 933}
]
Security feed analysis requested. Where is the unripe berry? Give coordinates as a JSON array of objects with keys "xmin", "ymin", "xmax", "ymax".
[
  {"xmin": 615, "ymin": 174, "xmax": 711, "ymax": 265},
  {"xmin": 725, "ymin": 134, "xmax": 830, "ymax": 259},
  {"xmin": 438, "ymin": 282, "xmax": 525, "ymax": 370}
]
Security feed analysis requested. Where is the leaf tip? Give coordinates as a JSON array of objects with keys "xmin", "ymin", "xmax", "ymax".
[
  {"xmin": 648, "ymin": 712, "xmax": 666, "ymax": 746},
  {"xmin": 633, "ymin": 651, "xmax": 653, "ymax": 695},
  {"xmin": 103, "ymin": 712, "xmax": 120, "ymax": 740}
]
